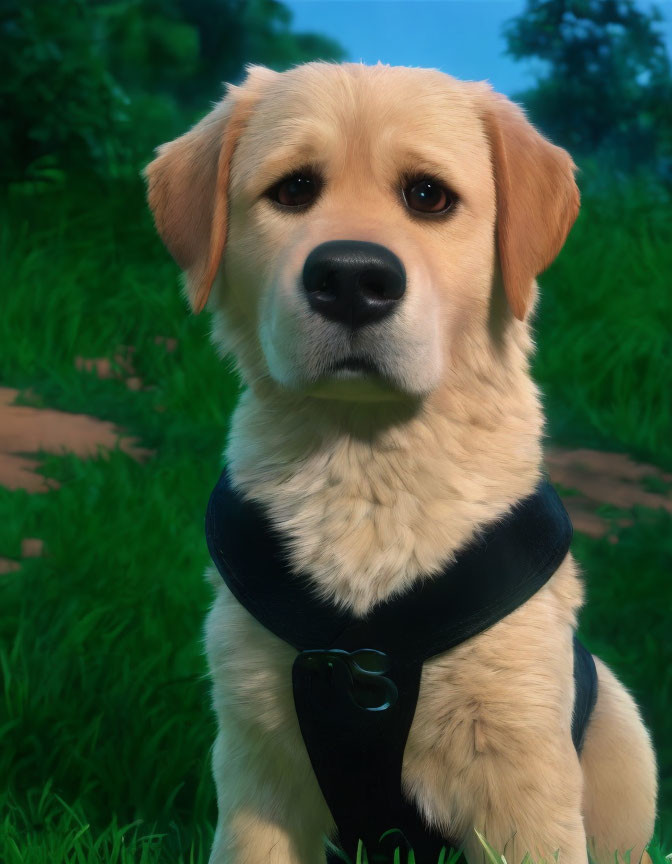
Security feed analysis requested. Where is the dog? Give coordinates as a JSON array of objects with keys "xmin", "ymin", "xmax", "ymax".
[{"xmin": 145, "ymin": 61, "xmax": 658, "ymax": 864}]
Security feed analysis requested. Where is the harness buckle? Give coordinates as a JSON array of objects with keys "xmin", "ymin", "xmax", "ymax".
[{"xmin": 296, "ymin": 648, "xmax": 399, "ymax": 711}]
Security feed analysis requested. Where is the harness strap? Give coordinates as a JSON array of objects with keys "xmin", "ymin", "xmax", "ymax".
[
  {"xmin": 205, "ymin": 471, "xmax": 573, "ymax": 657},
  {"xmin": 572, "ymin": 634, "xmax": 599, "ymax": 754}
]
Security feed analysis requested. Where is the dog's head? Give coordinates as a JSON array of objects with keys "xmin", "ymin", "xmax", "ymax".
[{"xmin": 145, "ymin": 62, "xmax": 579, "ymax": 405}]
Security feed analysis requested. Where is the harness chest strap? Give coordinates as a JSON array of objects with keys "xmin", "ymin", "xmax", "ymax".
[{"xmin": 206, "ymin": 469, "xmax": 598, "ymax": 863}]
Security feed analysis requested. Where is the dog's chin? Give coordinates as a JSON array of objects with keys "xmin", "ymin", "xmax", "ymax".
[
  {"xmin": 303, "ymin": 369, "xmax": 409, "ymax": 403},
  {"xmin": 269, "ymin": 357, "xmax": 410, "ymax": 403}
]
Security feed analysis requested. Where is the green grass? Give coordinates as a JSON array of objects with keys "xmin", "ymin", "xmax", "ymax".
[
  {"xmin": 533, "ymin": 167, "xmax": 672, "ymax": 469},
  {"xmin": 0, "ymin": 174, "xmax": 670, "ymax": 861}
]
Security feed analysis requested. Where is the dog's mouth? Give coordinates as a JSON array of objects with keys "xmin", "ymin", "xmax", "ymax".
[
  {"xmin": 328, "ymin": 356, "xmax": 380, "ymax": 376},
  {"xmin": 306, "ymin": 353, "xmax": 411, "ymax": 403}
]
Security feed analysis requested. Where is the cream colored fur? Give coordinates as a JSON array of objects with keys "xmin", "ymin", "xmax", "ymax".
[{"xmin": 145, "ymin": 62, "xmax": 658, "ymax": 864}]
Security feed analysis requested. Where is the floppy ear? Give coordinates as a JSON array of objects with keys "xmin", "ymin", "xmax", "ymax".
[
  {"xmin": 144, "ymin": 66, "xmax": 274, "ymax": 313},
  {"xmin": 475, "ymin": 86, "xmax": 580, "ymax": 321}
]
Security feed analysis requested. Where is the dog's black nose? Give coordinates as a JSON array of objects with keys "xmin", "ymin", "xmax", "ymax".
[{"xmin": 302, "ymin": 240, "xmax": 406, "ymax": 330}]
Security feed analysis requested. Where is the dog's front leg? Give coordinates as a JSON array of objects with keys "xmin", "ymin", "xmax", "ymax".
[
  {"xmin": 208, "ymin": 727, "xmax": 334, "ymax": 864},
  {"xmin": 406, "ymin": 637, "xmax": 590, "ymax": 864},
  {"xmin": 459, "ymin": 747, "xmax": 589, "ymax": 864},
  {"xmin": 413, "ymin": 733, "xmax": 589, "ymax": 864},
  {"xmin": 205, "ymin": 581, "xmax": 335, "ymax": 864}
]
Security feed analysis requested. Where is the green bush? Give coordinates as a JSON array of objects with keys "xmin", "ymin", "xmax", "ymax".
[{"xmin": 1, "ymin": 0, "xmax": 131, "ymax": 181}]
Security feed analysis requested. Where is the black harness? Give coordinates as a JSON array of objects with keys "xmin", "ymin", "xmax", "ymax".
[{"xmin": 206, "ymin": 468, "xmax": 598, "ymax": 864}]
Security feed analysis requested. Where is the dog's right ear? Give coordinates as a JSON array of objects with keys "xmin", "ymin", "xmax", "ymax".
[{"xmin": 144, "ymin": 65, "xmax": 276, "ymax": 314}]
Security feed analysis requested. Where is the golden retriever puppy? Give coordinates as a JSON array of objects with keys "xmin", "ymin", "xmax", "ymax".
[{"xmin": 145, "ymin": 62, "xmax": 658, "ymax": 864}]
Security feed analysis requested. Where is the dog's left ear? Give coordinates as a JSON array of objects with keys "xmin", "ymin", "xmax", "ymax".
[
  {"xmin": 469, "ymin": 84, "xmax": 580, "ymax": 321},
  {"xmin": 144, "ymin": 65, "xmax": 275, "ymax": 313}
]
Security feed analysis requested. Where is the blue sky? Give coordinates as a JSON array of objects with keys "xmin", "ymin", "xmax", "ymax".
[{"xmin": 284, "ymin": 0, "xmax": 672, "ymax": 97}]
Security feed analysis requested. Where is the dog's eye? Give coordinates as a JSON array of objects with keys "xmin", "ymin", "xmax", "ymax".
[
  {"xmin": 268, "ymin": 172, "xmax": 321, "ymax": 208},
  {"xmin": 403, "ymin": 177, "xmax": 456, "ymax": 215}
]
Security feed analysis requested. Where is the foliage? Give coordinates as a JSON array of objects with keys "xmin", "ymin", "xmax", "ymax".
[
  {"xmin": 0, "ymin": 0, "xmax": 131, "ymax": 182},
  {"xmin": 503, "ymin": 0, "xmax": 672, "ymax": 179},
  {"xmin": 0, "ymin": 0, "xmax": 345, "ymax": 183},
  {"xmin": 175, "ymin": 0, "xmax": 346, "ymax": 98},
  {"xmin": 533, "ymin": 164, "xmax": 672, "ymax": 470}
]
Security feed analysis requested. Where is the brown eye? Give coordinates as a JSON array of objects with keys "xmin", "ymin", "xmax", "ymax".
[
  {"xmin": 403, "ymin": 177, "xmax": 456, "ymax": 214},
  {"xmin": 269, "ymin": 172, "xmax": 321, "ymax": 208}
]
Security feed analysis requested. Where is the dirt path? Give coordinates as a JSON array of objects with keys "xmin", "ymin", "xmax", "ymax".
[
  {"xmin": 0, "ymin": 386, "xmax": 154, "ymax": 573},
  {"xmin": 546, "ymin": 446, "xmax": 672, "ymax": 539},
  {"xmin": 0, "ymin": 387, "xmax": 152, "ymax": 494},
  {"xmin": 0, "ymin": 385, "xmax": 670, "ymax": 571}
]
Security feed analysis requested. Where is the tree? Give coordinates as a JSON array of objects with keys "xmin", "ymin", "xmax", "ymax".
[
  {"xmin": 0, "ymin": 0, "xmax": 346, "ymax": 182},
  {"xmin": 0, "ymin": 0, "xmax": 131, "ymax": 181},
  {"xmin": 502, "ymin": 0, "xmax": 672, "ymax": 178},
  {"xmin": 178, "ymin": 0, "xmax": 346, "ymax": 99}
]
